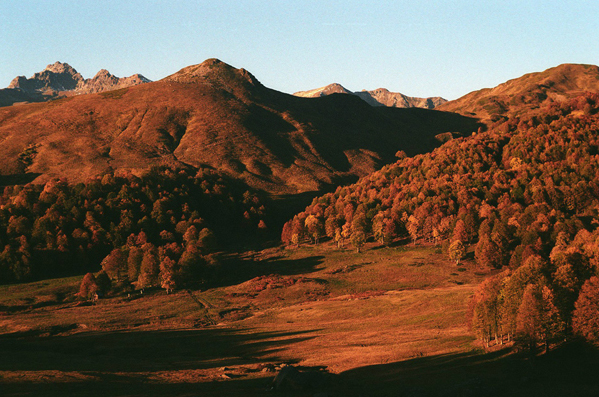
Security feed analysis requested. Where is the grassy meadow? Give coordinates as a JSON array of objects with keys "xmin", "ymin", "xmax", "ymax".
[{"xmin": 1, "ymin": 241, "xmax": 598, "ymax": 396}]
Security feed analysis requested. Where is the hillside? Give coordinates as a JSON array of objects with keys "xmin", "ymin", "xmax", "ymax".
[
  {"xmin": 294, "ymin": 83, "xmax": 447, "ymax": 109},
  {"xmin": 0, "ymin": 59, "xmax": 479, "ymax": 194},
  {"xmin": 438, "ymin": 63, "xmax": 599, "ymax": 122},
  {"xmin": 284, "ymin": 90, "xmax": 599, "ymax": 348}
]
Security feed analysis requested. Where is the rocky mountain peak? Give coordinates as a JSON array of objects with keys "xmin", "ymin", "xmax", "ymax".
[
  {"xmin": 44, "ymin": 61, "xmax": 80, "ymax": 76},
  {"xmin": 294, "ymin": 84, "xmax": 446, "ymax": 109},
  {"xmin": 293, "ymin": 83, "xmax": 353, "ymax": 98},
  {"xmin": 93, "ymin": 69, "xmax": 113, "ymax": 79},
  {"xmin": 2, "ymin": 62, "xmax": 151, "ymax": 105},
  {"xmin": 8, "ymin": 61, "xmax": 84, "ymax": 93}
]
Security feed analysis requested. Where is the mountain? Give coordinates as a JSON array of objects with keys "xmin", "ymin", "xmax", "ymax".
[
  {"xmin": 0, "ymin": 62, "xmax": 150, "ymax": 107},
  {"xmin": 293, "ymin": 83, "xmax": 354, "ymax": 97},
  {"xmin": 355, "ymin": 88, "xmax": 446, "ymax": 109},
  {"xmin": 8, "ymin": 62, "xmax": 84, "ymax": 93},
  {"xmin": 438, "ymin": 63, "xmax": 599, "ymax": 122},
  {"xmin": 76, "ymin": 69, "xmax": 150, "ymax": 94},
  {"xmin": 294, "ymin": 83, "xmax": 447, "ymax": 109},
  {"xmin": 0, "ymin": 58, "xmax": 480, "ymax": 194}
]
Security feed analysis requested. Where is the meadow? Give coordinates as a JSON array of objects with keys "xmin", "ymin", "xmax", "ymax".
[{"xmin": 1, "ymin": 242, "xmax": 598, "ymax": 396}]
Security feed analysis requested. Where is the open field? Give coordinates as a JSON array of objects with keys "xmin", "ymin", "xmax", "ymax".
[{"xmin": 1, "ymin": 242, "xmax": 598, "ymax": 396}]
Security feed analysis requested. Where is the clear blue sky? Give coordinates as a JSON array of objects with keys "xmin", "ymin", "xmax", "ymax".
[{"xmin": 2, "ymin": 0, "xmax": 598, "ymax": 100}]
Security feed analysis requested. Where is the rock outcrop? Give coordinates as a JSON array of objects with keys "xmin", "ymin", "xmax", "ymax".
[{"xmin": 2, "ymin": 62, "xmax": 150, "ymax": 106}]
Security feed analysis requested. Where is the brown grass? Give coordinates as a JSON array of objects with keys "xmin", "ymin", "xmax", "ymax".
[{"xmin": 3, "ymin": 242, "xmax": 595, "ymax": 396}]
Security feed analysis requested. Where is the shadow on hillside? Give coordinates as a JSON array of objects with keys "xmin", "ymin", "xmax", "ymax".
[
  {"xmin": 0, "ymin": 172, "xmax": 41, "ymax": 186},
  {"xmin": 336, "ymin": 341, "xmax": 599, "ymax": 397},
  {"xmin": 0, "ymin": 327, "xmax": 318, "ymax": 373},
  {"xmin": 2, "ymin": 326, "xmax": 598, "ymax": 397},
  {"xmin": 0, "ymin": 327, "xmax": 321, "ymax": 397}
]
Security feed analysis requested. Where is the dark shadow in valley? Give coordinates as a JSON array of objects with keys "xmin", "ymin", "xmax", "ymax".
[
  {"xmin": 0, "ymin": 326, "xmax": 323, "ymax": 396},
  {"xmin": 336, "ymin": 341, "xmax": 599, "ymax": 397},
  {"xmin": 0, "ymin": 327, "xmax": 319, "ymax": 373}
]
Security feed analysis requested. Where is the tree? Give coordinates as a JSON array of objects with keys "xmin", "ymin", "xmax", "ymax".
[
  {"xmin": 127, "ymin": 246, "xmax": 143, "ymax": 282},
  {"xmin": 475, "ymin": 235, "xmax": 501, "ymax": 269},
  {"xmin": 281, "ymin": 221, "xmax": 293, "ymax": 245},
  {"xmin": 406, "ymin": 215, "xmax": 419, "ymax": 245},
  {"xmin": 539, "ymin": 286, "xmax": 564, "ymax": 350},
  {"xmin": 372, "ymin": 213, "xmax": 386, "ymax": 244},
  {"xmin": 178, "ymin": 243, "xmax": 206, "ymax": 284},
  {"xmin": 197, "ymin": 228, "xmax": 217, "ymax": 252},
  {"xmin": 291, "ymin": 217, "xmax": 306, "ymax": 246},
  {"xmin": 95, "ymin": 270, "xmax": 112, "ymax": 296},
  {"xmin": 470, "ymin": 275, "xmax": 503, "ymax": 347},
  {"xmin": 137, "ymin": 245, "xmax": 159, "ymax": 289},
  {"xmin": 334, "ymin": 228, "xmax": 343, "ymax": 248},
  {"xmin": 516, "ymin": 284, "xmax": 542, "ymax": 353},
  {"xmin": 325, "ymin": 216, "xmax": 339, "ymax": 239},
  {"xmin": 572, "ymin": 276, "xmax": 599, "ymax": 344},
  {"xmin": 159, "ymin": 256, "xmax": 177, "ymax": 294},
  {"xmin": 183, "ymin": 225, "xmax": 198, "ymax": 246},
  {"xmin": 499, "ymin": 256, "xmax": 544, "ymax": 340},
  {"xmin": 452, "ymin": 220, "xmax": 468, "ymax": 245},
  {"xmin": 448, "ymin": 240, "xmax": 465, "ymax": 265},
  {"xmin": 101, "ymin": 248, "xmax": 127, "ymax": 282},
  {"xmin": 515, "ymin": 283, "xmax": 563, "ymax": 353},
  {"xmin": 350, "ymin": 230, "xmax": 366, "ymax": 253},
  {"xmin": 78, "ymin": 273, "xmax": 98, "ymax": 300},
  {"xmin": 304, "ymin": 215, "xmax": 324, "ymax": 244}
]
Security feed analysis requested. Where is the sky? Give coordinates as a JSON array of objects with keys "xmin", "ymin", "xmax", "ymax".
[{"xmin": 2, "ymin": 0, "xmax": 599, "ymax": 100}]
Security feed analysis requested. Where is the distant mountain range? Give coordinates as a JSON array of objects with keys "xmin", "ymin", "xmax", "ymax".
[
  {"xmin": 0, "ymin": 62, "xmax": 150, "ymax": 107},
  {"xmin": 294, "ymin": 83, "xmax": 447, "ymax": 109},
  {"xmin": 0, "ymin": 59, "xmax": 479, "ymax": 193}
]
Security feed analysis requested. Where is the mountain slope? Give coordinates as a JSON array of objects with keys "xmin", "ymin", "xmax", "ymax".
[
  {"xmin": 438, "ymin": 63, "xmax": 599, "ymax": 122},
  {"xmin": 0, "ymin": 59, "xmax": 480, "ymax": 194},
  {"xmin": 294, "ymin": 84, "xmax": 447, "ymax": 109}
]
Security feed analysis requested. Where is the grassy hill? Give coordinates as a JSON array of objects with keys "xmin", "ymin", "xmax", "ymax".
[
  {"xmin": 438, "ymin": 63, "xmax": 599, "ymax": 123},
  {"xmin": 0, "ymin": 59, "xmax": 480, "ymax": 194}
]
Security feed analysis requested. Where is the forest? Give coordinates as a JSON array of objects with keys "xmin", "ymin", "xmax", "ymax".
[
  {"xmin": 281, "ymin": 92, "xmax": 599, "ymax": 349},
  {"xmin": 0, "ymin": 166, "xmax": 269, "ymax": 290}
]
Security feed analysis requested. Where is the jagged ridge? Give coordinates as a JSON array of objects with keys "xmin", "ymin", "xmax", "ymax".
[
  {"xmin": 294, "ymin": 83, "xmax": 447, "ymax": 109},
  {"xmin": 2, "ymin": 62, "xmax": 150, "ymax": 107}
]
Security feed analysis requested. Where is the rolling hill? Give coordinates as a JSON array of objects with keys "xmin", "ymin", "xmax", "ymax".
[
  {"xmin": 438, "ymin": 63, "xmax": 599, "ymax": 122},
  {"xmin": 0, "ymin": 59, "xmax": 479, "ymax": 194}
]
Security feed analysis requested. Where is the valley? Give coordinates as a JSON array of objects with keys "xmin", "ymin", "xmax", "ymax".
[
  {"xmin": 1, "ymin": 60, "xmax": 599, "ymax": 396},
  {"xmin": 2, "ymin": 242, "xmax": 598, "ymax": 396},
  {"xmin": 0, "ymin": 242, "xmax": 490, "ymax": 396}
]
